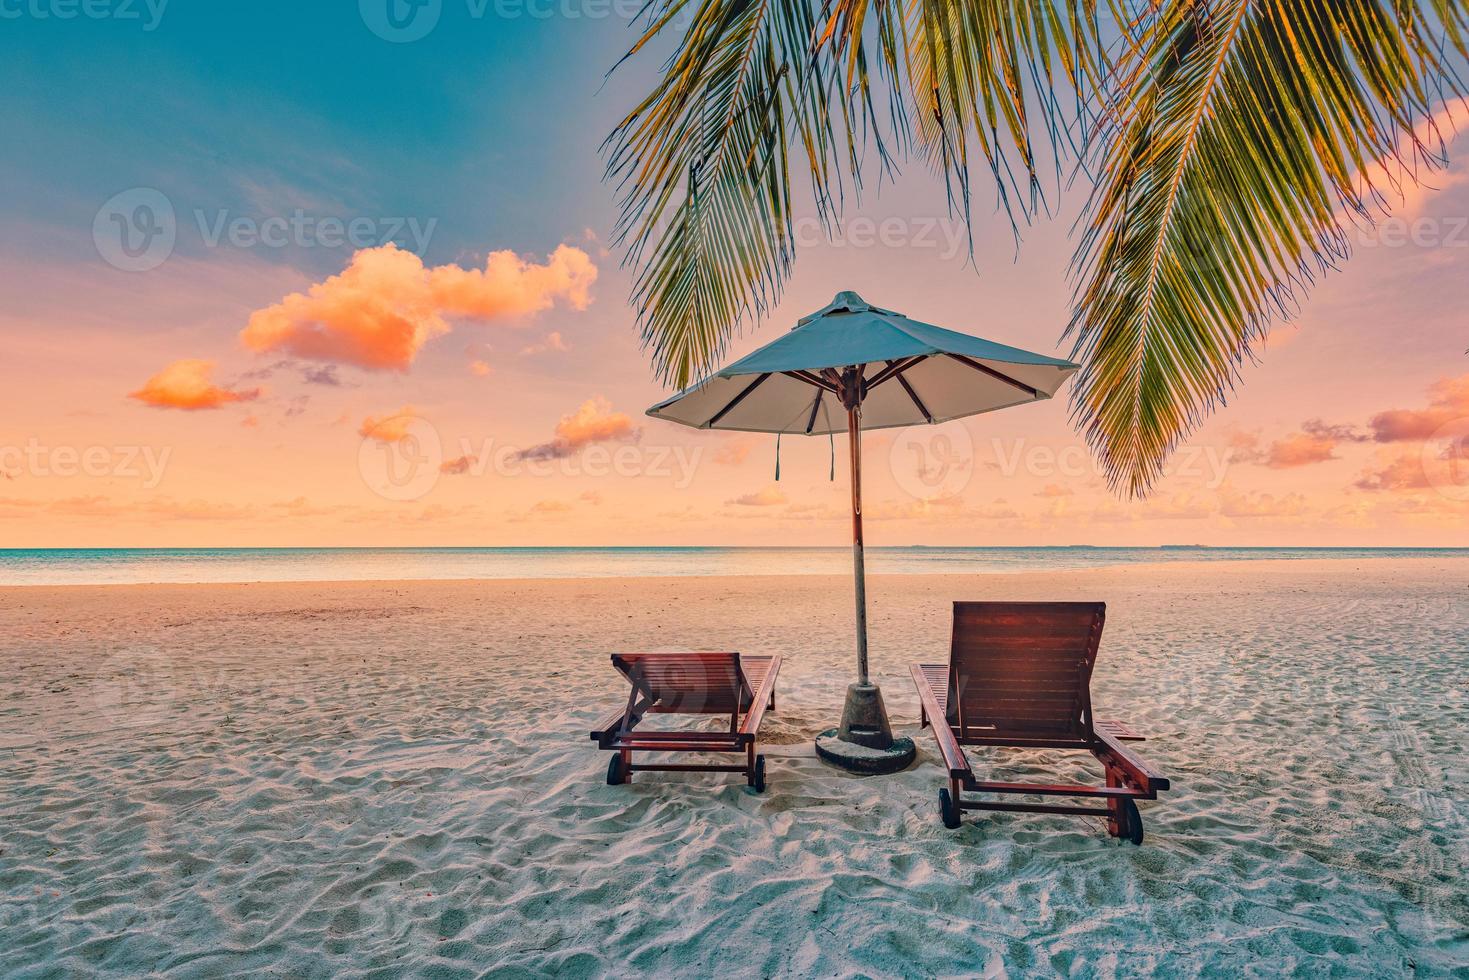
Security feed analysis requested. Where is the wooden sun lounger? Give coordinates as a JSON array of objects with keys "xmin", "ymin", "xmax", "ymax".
[
  {"xmin": 590, "ymin": 652, "xmax": 782, "ymax": 792},
  {"xmin": 911, "ymin": 602, "xmax": 1168, "ymax": 844}
]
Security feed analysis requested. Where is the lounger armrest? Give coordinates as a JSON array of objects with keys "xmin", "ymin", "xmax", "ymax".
[
  {"xmin": 1095, "ymin": 728, "xmax": 1169, "ymax": 794},
  {"xmin": 738, "ymin": 655, "xmax": 782, "ymax": 742},
  {"xmin": 590, "ymin": 706, "xmax": 627, "ymax": 746},
  {"xmin": 910, "ymin": 663, "xmax": 970, "ymax": 780}
]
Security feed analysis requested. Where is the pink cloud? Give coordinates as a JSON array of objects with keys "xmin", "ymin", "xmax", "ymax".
[
  {"xmin": 129, "ymin": 359, "xmax": 261, "ymax": 411},
  {"xmin": 1369, "ymin": 375, "xmax": 1469, "ymax": 442},
  {"xmin": 358, "ymin": 407, "xmax": 420, "ymax": 444},
  {"xmin": 727, "ymin": 486, "xmax": 787, "ymax": 507},
  {"xmin": 514, "ymin": 397, "xmax": 638, "ymax": 461},
  {"xmin": 240, "ymin": 243, "xmax": 596, "ymax": 371},
  {"xmin": 440, "ymin": 455, "xmax": 475, "ymax": 475},
  {"xmin": 521, "ymin": 331, "xmax": 570, "ymax": 355},
  {"xmin": 1354, "ymin": 452, "xmax": 1433, "ymax": 491}
]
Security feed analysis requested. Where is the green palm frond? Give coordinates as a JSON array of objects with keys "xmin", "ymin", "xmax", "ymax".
[
  {"xmin": 1068, "ymin": 0, "xmax": 1467, "ymax": 496},
  {"xmin": 603, "ymin": 0, "xmax": 852, "ymax": 389},
  {"xmin": 605, "ymin": 0, "xmax": 1103, "ymax": 389}
]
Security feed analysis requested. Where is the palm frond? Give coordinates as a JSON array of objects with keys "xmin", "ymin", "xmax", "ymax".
[
  {"xmin": 605, "ymin": 0, "xmax": 1104, "ymax": 388},
  {"xmin": 1068, "ymin": 0, "xmax": 1468, "ymax": 496},
  {"xmin": 603, "ymin": 0, "xmax": 850, "ymax": 388}
]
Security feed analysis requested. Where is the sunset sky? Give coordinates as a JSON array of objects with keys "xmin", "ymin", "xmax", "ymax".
[{"xmin": 3, "ymin": 4, "xmax": 1468, "ymax": 547}]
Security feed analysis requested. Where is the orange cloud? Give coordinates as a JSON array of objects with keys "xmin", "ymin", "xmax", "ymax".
[
  {"xmin": 514, "ymin": 397, "xmax": 638, "ymax": 461},
  {"xmin": 129, "ymin": 359, "xmax": 261, "ymax": 411},
  {"xmin": 521, "ymin": 331, "xmax": 569, "ymax": 355},
  {"xmin": 1219, "ymin": 488, "xmax": 1308, "ymax": 518},
  {"xmin": 1232, "ymin": 419, "xmax": 1368, "ymax": 468},
  {"xmin": 1369, "ymin": 375, "xmax": 1469, "ymax": 442},
  {"xmin": 440, "ymin": 455, "xmax": 475, "ymax": 475},
  {"xmin": 727, "ymin": 486, "xmax": 787, "ymax": 507},
  {"xmin": 240, "ymin": 243, "xmax": 596, "ymax": 371},
  {"xmin": 359, "ymin": 407, "xmax": 420, "ymax": 444},
  {"xmin": 469, "ymin": 360, "xmax": 492, "ymax": 377},
  {"xmin": 1354, "ymin": 452, "xmax": 1432, "ymax": 491},
  {"xmin": 713, "ymin": 439, "xmax": 754, "ymax": 466}
]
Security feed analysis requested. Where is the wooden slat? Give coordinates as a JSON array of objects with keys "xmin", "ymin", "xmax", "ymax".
[
  {"xmin": 738, "ymin": 655, "xmax": 781, "ymax": 738},
  {"xmin": 911, "ymin": 664, "xmax": 971, "ymax": 779},
  {"xmin": 967, "ymin": 780, "xmax": 1147, "ymax": 799}
]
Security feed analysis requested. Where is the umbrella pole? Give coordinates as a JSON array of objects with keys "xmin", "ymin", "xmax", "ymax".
[
  {"xmin": 822, "ymin": 376, "xmax": 908, "ymax": 768},
  {"xmin": 848, "ymin": 403, "xmax": 869, "ymax": 686}
]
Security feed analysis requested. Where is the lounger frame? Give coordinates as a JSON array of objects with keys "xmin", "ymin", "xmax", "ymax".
[
  {"xmin": 912, "ymin": 602, "xmax": 1169, "ymax": 843},
  {"xmin": 590, "ymin": 652, "xmax": 781, "ymax": 791}
]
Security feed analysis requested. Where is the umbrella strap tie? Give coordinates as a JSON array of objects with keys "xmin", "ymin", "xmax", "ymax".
[
  {"xmin": 829, "ymin": 430, "xmax": 835, "ymax": 481},
  {"xmin": 774, "ymin": 432, "xmax": 781, "ymax": 481}
]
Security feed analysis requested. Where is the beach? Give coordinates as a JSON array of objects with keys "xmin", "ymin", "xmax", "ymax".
[{"xmin": 2, "ymin": 557, "xmax": 1466, "ymax": 976}]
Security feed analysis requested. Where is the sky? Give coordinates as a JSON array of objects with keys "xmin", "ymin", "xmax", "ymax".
[{"xmin": 2, "ymin": 2, "xmax": 1468, "ymax": 547}]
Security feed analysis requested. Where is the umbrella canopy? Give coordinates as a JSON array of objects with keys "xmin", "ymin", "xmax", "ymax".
[
  {"xmin": 645, "ymin": 290, "xmax": 1080, "ymax": 768},
  {"xmin": 648, "ymin": 292, "xmax": 1078, "ymax": 434}
]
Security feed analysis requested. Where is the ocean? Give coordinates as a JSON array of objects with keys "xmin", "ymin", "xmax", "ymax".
[{"xmin": 0, "ymin": 546, "xmax": 1462, "ymax": 586}]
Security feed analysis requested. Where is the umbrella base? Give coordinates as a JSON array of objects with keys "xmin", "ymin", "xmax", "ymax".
[
  {"xmin": 815, "ymin": 728, "xmax": 916, "ymax": 775},
  {"xmin": 814, "ymin": 683, "xmax": 916, "ymax": 774}
]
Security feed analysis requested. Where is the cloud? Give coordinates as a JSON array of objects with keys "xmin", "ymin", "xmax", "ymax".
[
  {"xmin": 129, "ymin": 359, "xmax": 262, "ymax": 410},
  {"xmin": 1035, "ymin": 483, "xmax": 1073, "ymax": 498},
  {"xmin": 531, "ymin": 499, "xmax": 572, "ymax": 514},
  {"xmin": 302, "ymin": 365, "xmax": 343, "ymax": 386},
  {"xmin": 521, "ymin": 331, "xmax": 570, "ymax": 356},
  {"xmin": 727, "ymin": 486, "xmax": 788, "ymax": 507},
  {"xmin": 440, "ymin": 455, "xmax": 475, "ymax": 475},
  {"xmin": 469, "ymin": 360, "xmax": 492, "ymax": 377},
  {"xmin": 713, "ymin": 439, "xmax": 754, "ymax": 466},
  {"xmin": 1232, "ymin": 418, "xmax": 1369, "ymax": 468},
  {"xmin": 240, "ymin": 243, "xmax": 597, "ymax": 371},
  {"xmin": 1369, "ymin": 375, "xmax": 1469, "ymax": 442},
  {"xmin": 359, "ymin": 407, "xmax": 420, "ymax": 444},
  {"xmin": 580, "ymin": 490, "xmax": 604, "ymax": 505},
  {"xmin": 1354, "ymin": 452, "xmax": 1432, "ymax": 491},
  {"xmin": 1219, "ymin": 488, "xmax": 1308, "ymax": 518},
  {"xmin": 514, "ymin": 397, "xmax": 638, "ymax": 461}
]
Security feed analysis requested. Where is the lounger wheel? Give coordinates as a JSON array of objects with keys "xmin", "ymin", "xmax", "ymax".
[
  {"xmin": 606, "ymin": 754, "xmax": 627, "ymax": 786},
  {"xmin": 1120, "ymin": 798, "xmax": 1143, "ymax": 845},
  {"xmin": 748, "ymin": 754, "xmax": 766, "ymax": 793},
  {"xmin": 938, "ymin": 788, "xmax": 962, "ymax": 829}
]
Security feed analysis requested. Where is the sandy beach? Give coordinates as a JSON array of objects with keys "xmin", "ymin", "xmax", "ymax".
[{"xmin": 2, "ymin": 557, "xmax": 1466, "ymax": 977}]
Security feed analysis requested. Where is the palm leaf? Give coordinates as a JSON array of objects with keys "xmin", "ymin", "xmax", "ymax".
[
  {"xmin": 605, "ymin": 0, "xmax": 1104, "ymax": 388},
  {"xmin": 1069, "ymin": 0, "xmax": 1467, "ymax": 496},
  {"xmin": 603, "ymin": 0, "xmax": 853, "ymax": 388}
]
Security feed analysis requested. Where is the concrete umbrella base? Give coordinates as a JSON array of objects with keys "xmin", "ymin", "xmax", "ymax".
[{"xmin": 814, "ymin": 682, "xmax": 917, "ymax": 775}]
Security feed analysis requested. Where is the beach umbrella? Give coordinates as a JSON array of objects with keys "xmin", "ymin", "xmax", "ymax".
[{"xmin": 647, "ymin": 291, "xmax": 1079, "ymax": 772}]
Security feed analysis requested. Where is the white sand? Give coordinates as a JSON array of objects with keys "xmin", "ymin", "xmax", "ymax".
[{"xmin": 1, "ymin": 558, "xmax": 1466, "ymax": 977}]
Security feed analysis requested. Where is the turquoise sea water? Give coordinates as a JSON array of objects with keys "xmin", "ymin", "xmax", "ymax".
[{"xmin": 0, "ymin": 546, "xmax": 1463, "ymax": 586}]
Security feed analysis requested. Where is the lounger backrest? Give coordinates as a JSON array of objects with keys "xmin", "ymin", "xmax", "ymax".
[
  {"xmin": 947, "ymin": 601, "xmax": 1104, "ymax": 746},
  {"xmin": 612, "ymin": 652, "xmax": 747, "ymax": 714}
]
